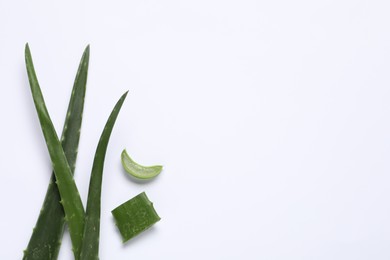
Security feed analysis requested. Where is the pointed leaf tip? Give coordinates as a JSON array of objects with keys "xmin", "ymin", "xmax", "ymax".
[
  {"xmin": 25, "ymin": 43, "xmax": 31, "ymax": 56},
  {"xmin": 120, "ymin": 91, "xmax": 129, "ymax": 100},
  {"xmin": 84, "ymin": 45, "xmax": 90, "ymax": 56}
]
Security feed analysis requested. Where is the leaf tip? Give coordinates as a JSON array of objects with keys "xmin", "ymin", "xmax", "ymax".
[
  {"xmin": 25, "ymin": 43, "xmax": 31, "ymax": 57},
  {"xmin": 84, "ymin": 44, "xmax": 90, "ymax": 57}
]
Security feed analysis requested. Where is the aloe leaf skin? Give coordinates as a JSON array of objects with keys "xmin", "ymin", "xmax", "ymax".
[
  {"xmin": 121, "ymin": 149, "xmax": 163, "ymax": 179},
  {"xmin": 80, "ymin": 91, "xmax": 128, "ymax": 260},
  {"xmin": 112, "ymin": 192, "xmax": 160, "ymax": 243},
  {"xmin": 25, "ymin": 44, "xmax": 85, "ymax": 260},
  {"xmin": 23, "ymin": 45, "xmax": 89, "ymax": 260}
]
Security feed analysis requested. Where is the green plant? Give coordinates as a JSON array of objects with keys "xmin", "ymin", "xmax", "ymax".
[
  {"xmin": 25, "ymin": 44, "xmax": 86, "ymax": 260},
  {"xmin": 23, "ymin": 45, "xmax": 89, "ymax": 260},
  {"xmin": 24, "ymin": 45, "xmax": 160, "ymax": 259},
  {"xmin": 80, "ymin": 92, "xmax": 128, "ymax": 260}
]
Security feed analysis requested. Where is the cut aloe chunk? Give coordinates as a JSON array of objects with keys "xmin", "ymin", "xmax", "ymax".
[{"xmin": 112, "ymin": 192, "xmax": 160, "ymax": 242}]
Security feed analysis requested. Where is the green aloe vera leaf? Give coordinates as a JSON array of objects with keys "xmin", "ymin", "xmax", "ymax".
[
  {"xmin": 25, "ymin": 44, "xmax": 85, "ymax": 260},
  {"xmin": 80, "ymin": 91, "xmax": 128, "ymax": 260},
  {"xmin": 121, "ymin": 149, "xmax": 163, "ymax": 179},
  {"xmin": 112, "ymin": 192, "xmax": 160, "ymax": 243},
  {"xmin": 23, "ymin": 45, "xmax": 89, "ymax": 260}
]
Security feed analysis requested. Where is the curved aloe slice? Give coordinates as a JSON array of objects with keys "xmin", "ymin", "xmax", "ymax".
[
  {"xmin": 79, "ymin": 92, "xmax": 128, "ymax": 260},
  {"xmin": 23, "ymin": 45, "xmax": 89, "ymax": 260},
  {"xmin": 25, "ymin": 44, "xmax": 85, "ymax": 260},
  {"xmin": 121, "ymin": 149, "xmax": 163, "ymax": 179}
]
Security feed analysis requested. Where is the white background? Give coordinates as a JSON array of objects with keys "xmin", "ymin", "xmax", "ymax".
[{"xmin": 1, "ymin": 0, "xmax": 390, "ymax": 259}]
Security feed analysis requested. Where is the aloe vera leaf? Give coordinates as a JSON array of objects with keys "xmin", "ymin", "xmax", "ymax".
[
  {"xmin": 112, "ymin": 192, "xmax": 160, "ymax": 243},
  {"xmin": 23, "ymin": 45, "xmax": 89, "ymax": 260},
  {"xmin": 25, "ymin": 44, "xmax": 85, "ymax": 260},
  {"xmin": 121, "ymin": 149, "xmax": 163, "ymax": 179},
  {"xmin": 79, "ymin": 91, "xmax": 128, "ymax": 260}
]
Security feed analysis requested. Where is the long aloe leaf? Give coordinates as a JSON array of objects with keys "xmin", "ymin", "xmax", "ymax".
[
  {"xmin": 23, "ymin": 45, "xmax": 89, "ymax": 260},
  {"xmin": 80, "ymin": 91, "xmax": 128, "ymax": 260},
  {"xmin": 25, "ymin": 44, "xmax": 85, "ymax": 260}
]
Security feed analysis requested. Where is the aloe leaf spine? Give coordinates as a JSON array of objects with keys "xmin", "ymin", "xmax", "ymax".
[
  {"xmin": 25, "ymin": 44, "xmax": 86, "ymax": 260},
  {"xmin": 80, "ymin": 91, "xmax": 128, "ymax": 260},
  {"xmin": 23, "ymin": 45, "xmax": 89, "ymax": 260}
]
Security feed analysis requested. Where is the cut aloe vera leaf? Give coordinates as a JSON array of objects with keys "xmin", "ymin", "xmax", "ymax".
[
  {"xmin": 79, "ymin": 92, "xmax": 128, "ymax": 260},
  {"xmin": 112, "ymin": 192, "xmax": 160, "ymax": 242},
  {"xmin": 23, "ymin": 45, "xmax": 89, "ymax": 260},
  {"xmin": 121, "ymin": 149, "xmax": 163, "ymax": 179},
  {"xmin": 25, "ymin": 43, "xmax": 85, "ymax": 260}
]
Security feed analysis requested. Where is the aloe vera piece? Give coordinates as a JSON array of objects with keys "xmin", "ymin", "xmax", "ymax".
[
  {"xmin": 25, "ymin": 44, "xmax": 86, "ymax": 260},
  {"xmin": 79, "ymin": 91, "xmax": 128, "ymax": 260},
  {"xmin": 112, "ymin": 192, "xmax": 160, "ymax": 243},
  {"xmin": 23, "ymin": 45, "xmax": 89, "ymax": 260},
  {"xmin": 121, "ymin": 149, "xmax": 163, "ymax": 180}
]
